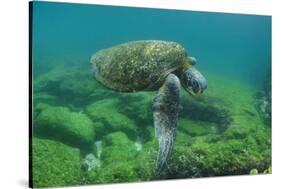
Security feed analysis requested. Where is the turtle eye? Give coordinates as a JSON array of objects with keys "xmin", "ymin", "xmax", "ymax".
[{"xmin": 192, "ymin": 80, "xmax": 200, "ymax": 93}]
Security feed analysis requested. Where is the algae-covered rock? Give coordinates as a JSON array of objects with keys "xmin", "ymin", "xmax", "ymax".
[
  {"xmin": 134, "ymin": 139, "xmax": 158, "ymax": 180},
  {"xmin": 177, "ymin": 119, "xmax": 214, "ymax": 136},
  {"xmin": 86, "ymin": 161, "xmax": 139, "ymax": 184},
  {"xmin": 175, "ymin": 131, "xmax": 194, "ymax": 146},
  {"xmin": 86, "ymin": 133, "xmax": 156, "ymax": 184},
  {"xmin": 59, "ymin": 76, "xmax": 95, "ymax": 97},
  {"xmin": 101, "ymin": 132, "xmax": 137, "ymax": 163},
  {"xmin": 32, "ymin": 138, "xmax": 81, "ymax": 188},
  {"xmin": 86, "ymin": 99, "xmax": 137, "ymax": 138},
  {"xmin": 85, "ymin": 132, "xmax": 139, "ymax": 184},
  {"xmin": 165, "ymin": 128, "xmax": 271, "ymax": 178},
  {"xmin": 33, "ymin": 102, "xmax": 52, "ymax": 119},
  {"xmin": 33, "ymin": 65, "xmax": 109, "ymax": 107},
  {"xmin": 167, "ymin": 145, "xmax": 204, "ymax": 178},
  {"xmin": 33, "ymin": 66, "xmax": 73, "ymax": 93},
  {"xmin": 31, "ymin": 65, "xmax": 272, "ymax": 182},
  {"xmin": 33, "ymin": 92, "xmax": 58, "ymax": 106},
  {"xmin": 180, "ymin": 94, "xmax": 232, "ymax": 133},
  {"xmin": 34, "ymin": 105, "xmax": 95, "ymax": 147},
  {"xmin": 118, "ymin": 92, "xmax": 153, "ymax": 124}
]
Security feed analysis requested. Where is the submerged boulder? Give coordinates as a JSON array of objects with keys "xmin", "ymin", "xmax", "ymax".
[
  {"xmin": 86, "ymin": 161, "xmax": 139, "ymax": 184},
  {"xmin": 118, "ymin": 92, "xmax": 153, "ymax": 124},
  {"xmin": 34, "ymin": 105, "xmax": 95, "ymax": 147},
  {"xmin": 85, "ymin": 132, "xmax": 139, "ymax": 184},
  {"xmin": 33, "ymin": 65, "xmax": 109, "ymax": 107},
  {"xmin": 177, "ymin": 118, "xmax": 215, "ymax": 136},
  {"xmin": 32, "ymin": 138, "xmax": 81, "ymax": 188},
  {"xmin": 134, "ymin": 139, "xmax": 158, "ymax": 180},
  {"xmin": 85, "ymin": 99, "xmax": 137, "ymax": 138},
  {"xmin": 101, "ymin": 131, "xmax": 137, "ymax": 163}
]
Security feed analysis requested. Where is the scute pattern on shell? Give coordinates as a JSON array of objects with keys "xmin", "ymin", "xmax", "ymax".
[{"xmin": 91, "ymin": 40, "xmax": 188, "ymax": 92}]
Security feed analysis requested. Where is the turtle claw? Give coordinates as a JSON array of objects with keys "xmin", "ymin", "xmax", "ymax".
[{"xmin": 153, "ymin": 73, "xmax": 180, "ymax": 175}]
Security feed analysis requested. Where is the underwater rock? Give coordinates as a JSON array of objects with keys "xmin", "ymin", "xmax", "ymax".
[
  {"xmin": 81, "ymin": 153, "xmax": 101, "ymax": 172},
  {"xmin": 166, "ymin": 145, "xmax": 204, "ymax": 178},
  {"xmin": 118, "ymin": 92, "xmax": 153, "ymax": 124},
  {"xmin": 141, "ymin": 125, "xmax": 156, "ymax": 141},
  {"xmin": 32, "ymin": 138, "xmax": 81, "ymax": 188},
  {"xmin": 33, "ymin": 103, "xmax": 52, "ymax": 119},
  {"xmin": 33, "ymin": 66, "xmax": 73, "ymax": 93},
  {"xmin": 87, "ymin": 138, "xmax": 158, "ymax": 184},
  {"xmin": 85, "ymin": 99, "xmax": 137, "ymax": 138},
  {"xmin": 134, "ymin": 140, "xmax": 158, "ymax": 180},
  {"xmin": 59, "ymin": 76, "xmax": 95, "ymax": 97},
  {"xmin": 34, "ymin": 105, "xmax": 95, "ymax": 147},
  {"xmin": 180, "ymin": 95, "xmax": 232, "ymax": 133},
  {"xmin": 85, "ymin": 132, "xmax": 139, "ymax": 184},
  {"xmin": 33, "ymin": 92, "xmax": 58, "ymax": 106},
  {"xmin": 101, "ymin": 131, "xmax": 137, "ymax": 163},
  {"xmin": 177, "ymin": 118, "xmax": 214, "ymax": 136},
  {"xmin": 175, "ymin": 131, "xmax": 194, "ymax": 145},
  {"xmin": 34, "ymin": 65, "xmax": 110, "ymax": 107},
  {"xmin": 163, "ymin": 126, "xmax": 271, "ymax": 178},
  {"xmin": 86, "ymin": 161, "xmax": 139, "ymax": 184}
]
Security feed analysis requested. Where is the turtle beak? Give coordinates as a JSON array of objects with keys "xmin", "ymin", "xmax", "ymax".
[{"xmin": 182, "ymin": 67, "xmax": 207, "ymax": 96}]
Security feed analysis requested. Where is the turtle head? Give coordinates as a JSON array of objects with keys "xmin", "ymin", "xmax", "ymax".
[{"xmin": 180, "ymin": 57, "xmax": 207, "ymax": 96}]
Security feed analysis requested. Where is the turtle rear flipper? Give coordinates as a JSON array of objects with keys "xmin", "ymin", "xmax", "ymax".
[{"xmin": 153, "ymin": 73, "xmax": 180, "ymax": 175}]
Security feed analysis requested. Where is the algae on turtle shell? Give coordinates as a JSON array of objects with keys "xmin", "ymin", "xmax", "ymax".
[{"xmin": 91, "ymin": 40, "xmax": 189, "ymax": 92}]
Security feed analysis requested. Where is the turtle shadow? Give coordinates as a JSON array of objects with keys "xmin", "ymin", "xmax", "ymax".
[{"xmin": 179, "ymin": 95, "xmax": 232, "ymax": 134}]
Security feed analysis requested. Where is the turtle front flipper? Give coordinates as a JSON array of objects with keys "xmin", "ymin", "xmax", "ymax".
[{"xmin": 153, "ymin": 73, "xmax": 180, "ymax": 175}]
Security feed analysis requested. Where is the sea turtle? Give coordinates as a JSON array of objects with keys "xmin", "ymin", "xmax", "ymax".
[{"xmin": 91, "ymin": 40, "xmax": 207, "ymax": 175}]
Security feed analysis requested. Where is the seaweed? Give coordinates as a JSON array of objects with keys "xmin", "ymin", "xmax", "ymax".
[
  {"xmin": 32, "ymin": 138, "xmax": 81, "ymax": 188},
  {"xmin": 31, "ymin": 65, "xmax": 272, "ymax": 185}
]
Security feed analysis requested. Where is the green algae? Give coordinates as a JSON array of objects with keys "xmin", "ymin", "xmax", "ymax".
[
  {"xmin": 32, "ymin": 65, "xmax": 271, "ymax": 185},
  {"xmin": 101, "ymin": 132, "xmax": 137, "ymax": 163},
  {"xmin": 134, "ymin": 139, "xmax": 158, "ymax": 180},
  {"xmin": 118, "ymin": 92, "xmax": 154, "ymax": 124},
  {"xmin": 86, "ymin": 161, "xmax": 139, "ymax": 184},
  {"xmin": 178, "ymin": 119, "xmax": 214, "ymax": 136},
  {"xmin": 32, "ymin": 138, "xmax": 81, "ymax": 188},
  {"xmin": 85, "ymin": 99, "xmax": 137, "ymax": 138},
  {"xmin": 85, "ymin": 132, "xmax": 140, "ymax": 184},
  {"xmin": 34, "ymin": 105, "xmax": 95, "ymax": 147},
  {"xmin": 158, "ymin": 73, "xmax": 271, "ymax": 178}
]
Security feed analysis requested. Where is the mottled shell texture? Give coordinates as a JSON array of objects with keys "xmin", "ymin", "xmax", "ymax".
[{"xmin": 91, "ymin": 40, "xmax": 188, "ymax": 92}]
